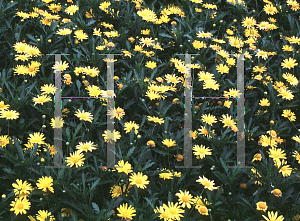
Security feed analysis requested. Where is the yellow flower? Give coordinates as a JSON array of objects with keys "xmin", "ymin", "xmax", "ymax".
[
  {"xmin": 102, "ymin": 129, "xmax": 121, "ymax": 143},
  {"xmin": 32, "ymin": 94, "xmax": 52, "ymax": 106},
  {"xmin": 65, "ymin": 151, "xmax": 85, "ymax": 168},
  {"xmin": 36, "ymin": 210, "xmax": 55, "ymax": 221},
  {"xmin": 85, "ymin": 85, "xmax": 102, "ymax": 97},
  {"xmin": 129, "ymin": 172, "xmax": 150, "ymax": 189},
  {"xmin": 159, "ymin": 172, "xmax": 173, "ymax": 180},
  {"xmin": 154, "ymin": 205, "xmax": 171, "ymax": 220},
  {"xmin": 224, "ymin": 88, "xmax": 242, "ymax": 98},
  {"xmin": 65, "ymin": 5, "xmax": 79, "ymax": 15},
  {"xmin": 147, "ymin": 116, "xmax": 164, "ymax": 125},
  {"xmin": 163, "ymin": 201, "xmax": 185, "ymax": 221},
  {"xmin": 112, "ymin": 160, "xmax": 132, "ymax": 175},
  {"xmin": 282, "ymin": 109, "xmax": 296, "ymax": 121},
  {"xmin": 52, "ymin": 60, "xmax": 69, "ymax": 72},
  {"xmin": 0, "ymin": 135, "xmax": 10, "ymax": 148},
  {"xmin": 124, "ymin": 121, "xmax": 139, "ymax": 135},
  {"xmin": 0, "ymin": 101, "xmax": 9, "ymax": 111},
  {"xmin": 252, "ymin": 153, "xmax": 262, "ymax": 162},
  {"xmin": 219, "ymin": 114, "xmax": 236, "ymax": 128},
  {"xmin": 36, "ymin": 176, "xmax": 54, "ymax": 193},
  {"xmin": 110, "ymin": 184, "xmax": 131, "ymax": 198},
  {"xmin": 196, "ymin": 175, "xmax": 217, "ymax": 191},
  {"xmin": 271, "ymin": 188, "xmax": 282, "ymax": 197},
  {"xmin": 175, "ymin": 190, "xmax": 194, "ymax": 209},
  {"xmin": 40, "ymin": 84, "xmax": 57, "ymax": 95},
  {"xmin": 256, "ymin": 201, "xmax": 268, "ymax": 212},
  {"xmin": 201, "ymin": 113, "xmax": 217, "ymax": 126},
  {"xmin": 10, "ymin": 197, "xmax": 31, "ymax": 216},
  {"xmin": 12, "ymin": 179, "xmax": 34, "ymax": 198},
  {"xmin": 262, "ymin": 211, "xmax": 284, "ymax": 221},
  {"xmin": 192, "ymin": 144, "xmax": 212, "ymax": 159},
  {"xmin": 117, "ymin": 203, "xmax": 136, "ymax": 220},
  {"xmin": 145, "ymin": 61, "xmax": 157, "ymax": 69},
  {"xmin": 74, "ymin": 30, "xmax": 88, "ymax": 42},
  {"xmin": 197, "ymin": 206, "xmax": 209, "ymax": 216},
  {"xmin": 122, "ymin": 50, "xmax": 132, "ymax": 58},
  {"xmin": 277, "ymin": 88, "xmax": 294, "ymax": 100},
  {"xmin": 193, "ymin": 40, "xmax": 206, "ymax": 50},
  {"xmin": 74, "ymin": 109, "xmax": 94, "ymax": 122},
  {"xmin": 282, "ymin": 73, "xmax": 298, "ymax": 86},
  {"xmin": 0, "ymin": 110, "xmax": 20, "ymax": 120},
  {"xmin": 162, "ymin": 138, "xmax": 176, "ymax": 147},
  {"xmin": 28, "ymin": 132, "xmax": 46, "ymax": 145},
  {"xmin": 259, "ymin": 98, "xmax": 270, "ymax": 106},
  {"xmin": 281, "ymin": 57, "xmax": 298, "ymax": 69},
  {"xmin": 76, "ymin": 141, "xmax": 97, "ymax": 153},
  {"xmin": 263, "ymin": 4, "xmax": 278, "ymax": 15}
]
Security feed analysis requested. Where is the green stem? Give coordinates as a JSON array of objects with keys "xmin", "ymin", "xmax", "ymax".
[
  {"xmin": 290, "ymin": 121, "xmax": 298, "ymax": 131},
  {"xmin": 7, "ymin": 121, "xmax": 9, "ymax": 136},
  {"xmin": 188, "ymin": 188, "xmax": 205, "ymax": 217},
  {"xmin": 168, "ymin": 147, "xmax": 170, "ymax": 169}
]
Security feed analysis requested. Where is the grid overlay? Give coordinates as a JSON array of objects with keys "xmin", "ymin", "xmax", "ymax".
[
  {"xmin": 44, "ymin": 52, "xmax": 250, "ymax": 170},
  {"xmin": 44, "ymin": 53, "xmax": 123, "ymax": 169},
  {"xmin": 175, "ymin": 53, "xmax": 251, "ymax": 169}
]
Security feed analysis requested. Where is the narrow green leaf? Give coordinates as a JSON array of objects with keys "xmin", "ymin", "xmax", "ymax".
[
  {"xmin": 126, "ymin": 146, "xmax": 136, "ymax": 158},
  {"xmin": 14, "ymin": 137, "xmax": 24, "ymax": 160},
  {"xmin": 66, "ymin": 127, "xmax": 71, "ymax": 141},
  {"xmin": 144, "ymin": 197, "xmax": 156, "ymax": 210},
  {"xmin": 159, "ymin": 33, "xmax": 174, "ymax": 39},
  {"xmin": 92, "ymin": 202, "xmax": 100, "ymax": 215},
  {"xmin": 220, "ymin": 157, "xmax": 229, "ymax": 175},
  {"xmin": 26, "ymin": 34, "xmax": 38, "ymax": 45},
  {"xmin": 82, "ymin": 173, "xmax": 86, "ymax": 190},
  {"xmin": 87, "ymin": 19, "xmax": 96, "ymax": 26},
  {"xmin": 90, "ymin": 178, "xmax": 101, "ymax": 191},
  {"xmin": 30, "ymin": 143, "xmax": 38, "ymax": 159},
  {"xmin": 76, "ymin": 80, "xmax": 81, "ymax": 96},
  {"xmin": 123, "ymin": 98, "xmax": 135, "ymax": 110},
  {"xmin": 129, "ymin": 128, "xmax": 135, "ymax": 143},
  {"xmin": 142, "ymin": 160, "xmax": 155, "ymax": 172}
]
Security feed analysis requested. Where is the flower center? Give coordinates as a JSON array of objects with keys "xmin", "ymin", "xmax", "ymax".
[
  {"xmin": 135, "ymin": 178, "xmax": 142, "ymax": 184},
  {"xmin": 16, "ymin": 203, "xmax": 24, "ymax": 210},
  {"xmin": 182, "ymin": 196, "xmax": 189, "ymax": 203}
]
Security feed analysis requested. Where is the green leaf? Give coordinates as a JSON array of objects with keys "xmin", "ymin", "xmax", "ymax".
[
  {"xmin": 26, "ymin": 34, "xmax": 38, "ymax": 45},
  {"xmin": 238, "ymin": 197, "xmax": 256, "ymax": 212},
  {"xmin": 30, "ymin": 143, "xmax": 39, "ymax": 159},
  {"xmin": 159, "ymin": 33, "xmax": 174, "ymax": 39},
  {"xmin": 58, "ymin": 168, "xmax": 65, "ymax": 180},
  {"xmin": 152, "ymin": 148, "xmax": 169, "ymax": 156},
  {"xmin": 90, "ymin": 178, "xmax": 101, "ymax": 191},
  {"xmin": 92, "ymin": 202, "xmax": 100, "ymax": 215},
  {"xmin": 2, "ymin": 1, "xmax": 18, "ymax": 13},
  {"xmin": 220, "ymin": 157, "xmax": 229, "ymax": 175},
  {"xmin": 87, "ymin": 19, "xmax": 96, "ymax": 26},
  {"xmin": 139, "ymin": 114, "xmax": 147, "ymax": 128},
  {"xmin": 142, "ymin": 160, "xmax": 155, "ymax": 172},
  {"xmin": 123, "ymin": 98, "xmax": 135, "ymax": 110},
  {"xmin": 71, "ymin": 210, "xmax": 78, "ymax": 221},
  {"xmin": 168, "ymin": 191, "xmax": 173, "ymax": 202},
  {"xmin": 66, "ymin": 127, "xmax": 71, "ymax": 141},
  {"xmin": 82, "ymin": 173, "xmax": 86, "ymax": 190},
  {"xmin": 144, "ymin": 197, "xmax": 156, "ymax": 210},
  {"xmin": 160, "ymin": 102, "xmax": 173, "ymax": 117},
  {"xmin": 126, "ymin": 146, "xmax": 136, "ymax": 158},
  {"xmin": 2, "ymin": 167, "xmax": 15, "ymax": 176},
  {"xmin": 129, "ymin": 128, "xmax": 135, "ymax": 143},
  {"xmin": 14, "ymin": 137, "xmax": 24, "ymax": 160},
  {"xmin": 76, "ymin": 80, "xmax": 81, "ymax": 96}
]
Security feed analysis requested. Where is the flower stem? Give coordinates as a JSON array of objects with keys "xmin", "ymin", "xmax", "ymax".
[
  {"xmin": 7, "ymin": 120, "xmax": 9, "ymax": 136},
  {"xmin": 188, "ymin": 188, "xmax": 205, "ymax": 217}
]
